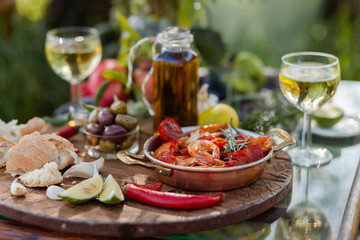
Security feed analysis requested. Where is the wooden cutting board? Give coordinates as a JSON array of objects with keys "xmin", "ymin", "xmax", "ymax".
[{"xmin": 0, "ymin": 131, "xmax": 293, "ymax": 238}]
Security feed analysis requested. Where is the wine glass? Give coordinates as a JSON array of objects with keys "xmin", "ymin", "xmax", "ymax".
[
  {"xmin": 275, "ymin": 168, "xmax": 331, "ymax": 239},
  {"xmin": 45, "ymin": 26, "xmax": 102, "ymax": 120},
  {"xmin": 279, "ymin": 52, "xmax": 340, "ymax": 167}
]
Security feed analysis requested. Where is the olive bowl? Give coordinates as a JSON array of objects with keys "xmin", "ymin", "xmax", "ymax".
[
  {"xmin": 117, "ymin": 127, "xmax": 295, "ymax": 191},
  {"xmin": 84, "ymin": 124, "xmax": 140, "ymax": 159}
]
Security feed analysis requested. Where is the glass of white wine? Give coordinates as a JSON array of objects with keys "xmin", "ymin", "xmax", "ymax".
[
  {"xmin": 45, "ymin": 26, "xmax": 102, "ymax": 120},
  {"xmin": 279, "ymin": 52, "xmax": 340, "ymax": 167}
]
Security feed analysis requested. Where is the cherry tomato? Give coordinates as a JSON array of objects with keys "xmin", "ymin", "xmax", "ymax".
[
  {"xmin": 228, "ymin": 149, "xmax": 251, "ymax": 167},
  {"xmin": 245, "ymin": 145, "xmax": 265, "ymax": 162},
  {"xmin": 158, "ymin": 118, "xmax": 183, "ymax": 142},
  {"xmin": 236, "ymin": 133, "xmax": 250, "ymax": 140}
]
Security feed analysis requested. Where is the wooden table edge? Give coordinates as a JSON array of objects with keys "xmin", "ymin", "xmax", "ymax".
[{"xmin": 338, "ymin": 157, "xmax": 360, "ymax": 240}]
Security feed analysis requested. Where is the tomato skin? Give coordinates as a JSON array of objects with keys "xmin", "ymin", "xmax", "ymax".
[
  {"xmin": 236, "ymin": 133, "xmax": 250, "ymax": 140},
  {"xmin": 246, "ymin": 145, "xmax": 265, "ymax": 162},
  {"xmin": 228, "ymin": 149, "xmax": 251, "ymax": 167},
  {"xmin": 124, "ymin": 184, "xmax": 222, "ymax": 210},
  {"xmin": 158, "ymin": 118, "xmax": 183, "ymax": 142}
]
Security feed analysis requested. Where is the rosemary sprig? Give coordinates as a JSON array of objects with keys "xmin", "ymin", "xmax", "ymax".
[{"xmin": 221, "ymin": 123, "xmax": 249, "ymax": 153}]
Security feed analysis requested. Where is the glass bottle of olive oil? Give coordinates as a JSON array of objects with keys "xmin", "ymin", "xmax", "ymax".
[{"xmin": 152, "ymin": 27, "xmax": 200, "ymax": 131}]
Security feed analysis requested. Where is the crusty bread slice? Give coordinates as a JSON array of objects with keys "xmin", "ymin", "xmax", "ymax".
[
  {"xmin": 42, "ymin": 134, "xmax": 75, "ymax": 170},
  {"xmin": 20, "ymin": 117, "xmax": 45, "ymax": 137},
  {"xmin": 6, "ymin": 132, "xmax": 56, "ymax": 176},
  {"xmin": 19, "ymin": 162, "xmax": 63, "ymax": 187},
  {"xmin": 0, "ymin": 136, "xmax": 15, "ymax": 168}
]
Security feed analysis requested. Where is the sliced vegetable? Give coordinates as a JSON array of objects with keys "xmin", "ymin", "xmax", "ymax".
[
  {"xmin": 158, "ymin": 118, "xmax": 183, "ymax": 142},
  {"xmin": 123, "ymin": 184, "xmax": 222, "ymax": 210},
  {"xmin": 124, "ymin": 181, "xmax": 162, "ymax": 191}
]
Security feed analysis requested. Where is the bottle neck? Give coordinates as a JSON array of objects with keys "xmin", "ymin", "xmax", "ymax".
[
  {"xmin": 161, "ymin": 43, "xmax": 191, "ymax": 52},
  {"xmin": 157, "ymin": 26, "xmax": 193, "ymax": 52}
]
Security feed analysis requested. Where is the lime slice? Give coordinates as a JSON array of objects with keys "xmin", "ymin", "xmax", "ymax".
[
  {"xmin": 98, "ymin": 174, "xmax": 124, "ymax": 204},
  {"xmin": 313, "ymin": 104, "xmax": 344, "ymax": 128},
  {"xmin": 58, "ymin": 175, "xmax": 103, "ymax": 204}
]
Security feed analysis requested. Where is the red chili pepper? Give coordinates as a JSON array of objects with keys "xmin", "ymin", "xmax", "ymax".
[
  {"xmin": 124, "ymin": 184, "xmax": 222, "ymax": 210},
  {"xmin": 124, "ymin": 181, "xmax": 163, "ymax": 191},
  {"xmin": 55, "ymin": 126, "xmax": 79, "ymax": 139}
]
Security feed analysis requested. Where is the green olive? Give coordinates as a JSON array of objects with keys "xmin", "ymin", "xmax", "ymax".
[
  {"xmin": 118, "ymin": 133, "xmax": 136, "ymax": 149},
  {"xmin": 99, "ymin": 138, "xmax": 117, "ymax": 152},
  {"xmin": 88, "ymin": 108, "xmax": 100, "ymax": 123},
  {"xmin": 110, "ymin": 100, "xmax": 127, "ymax": 114},
  {"xmin": 115, "ymin": 114, "xmax": 138, "ymax": 131},
  {"xmin": 86, "ymin": 136, "xmax": 99, "ymax": 146}
]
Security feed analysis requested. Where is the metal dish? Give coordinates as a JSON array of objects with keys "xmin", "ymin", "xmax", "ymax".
[{"xmin": 117, "ymin": 128, "xmax": 295, "ymax": 191}]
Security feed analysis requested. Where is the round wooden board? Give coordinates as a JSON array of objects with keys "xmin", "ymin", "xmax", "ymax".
[{"xmin": 0, "ymin": 135, "xmax": 292, "ymax": 238}]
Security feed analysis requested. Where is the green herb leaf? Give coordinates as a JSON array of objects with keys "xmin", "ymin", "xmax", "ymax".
[
  {"xmin": 81, "ymin": 103, "xmax": 96, "ymax": 112},
  {"xmin": 102, "ymin": 70, "xmax": 127, "ymax": 85},
  {"xmin": 94, "ymin": 81, "xmax": 110, "ymax": 106}
]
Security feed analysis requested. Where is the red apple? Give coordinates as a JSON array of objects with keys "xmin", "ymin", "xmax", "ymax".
[
  {"xmin": 133, "ymin": 63, "xmax": 153, "ymax": 103},
  {"xmin": 85, "ymin": 59, "xmax": 130, "ymax": 107}
]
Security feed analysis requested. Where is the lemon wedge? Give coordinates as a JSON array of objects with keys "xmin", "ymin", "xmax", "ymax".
[
  {"xmin": 58, "ymin": 175, "xmax": 103, "ymax": 204},
  {"xmin": 313, "ymin": 104, "xmax": 344, "ymax": 128},
  {"xmin": 98, "ymin": 174, "xmax": 124, "ymax": 204}
]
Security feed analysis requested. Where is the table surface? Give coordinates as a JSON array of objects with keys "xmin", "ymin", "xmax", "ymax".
[{"xmin": 0, "ymin": 80, "xmax": 359, "ymax": 239}]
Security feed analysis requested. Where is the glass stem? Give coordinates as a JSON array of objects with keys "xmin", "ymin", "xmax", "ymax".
[
  {"xmin": 300, "ymin": 167, "xmax": 310, "ymax": 203},
  {"xmin": 301, "ymin": 113, "xmax": 312, "ymax": 148},
  {"xmin": 70, "ymin": 83, "xmax": 80, "ymax": 119}
]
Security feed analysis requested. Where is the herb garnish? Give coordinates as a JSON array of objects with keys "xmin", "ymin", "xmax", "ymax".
[{"xmin": 221, "ymin": 122, "xmax": 249, "ymax": 153}]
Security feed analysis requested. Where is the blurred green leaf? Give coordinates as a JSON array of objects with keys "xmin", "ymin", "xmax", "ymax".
[
  {"xmin": 191, "ymin": 28, "xmax": 226, "ymax": 66},
  {"xmin": 117, "ymin": 12, "xmax": 141, "ymax": 65},
  {"xmin": 81, "ymin": 103, "xmax": 96, "ymax": 112},
  {"xmin": 94, "ymin": 81, "xmax": 110, "ymax": 106},
  {"xmin": 233, "ymin": 52, "xmax": 266, "ymax": 91},
  {"xmin": 102, "ymin": 70, "xmax": 127, "ymax": 85},
  {"xmin": 178, "ymin": 0, "xmax": 196, "ymax": 28}
]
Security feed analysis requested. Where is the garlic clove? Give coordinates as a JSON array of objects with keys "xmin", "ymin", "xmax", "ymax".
[
  {"xmin": 11, "ymin": 178, "xmax": 26, "ymax": 197},
  {"xmin": 46, "ymin": 185, "xmax": 65, "ymax": 200},
  {"xmin": 63, "ymin": 157, "xmax": 105, "ymax": 179},
  {"xmin": 69, "ymin": 150, "xmax": 80, "ymax": 164}
]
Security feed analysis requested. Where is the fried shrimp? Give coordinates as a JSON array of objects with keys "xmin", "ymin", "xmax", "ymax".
[{"xmin": 187, "ymin": 140, "xmax": 225, "ymax": 167}]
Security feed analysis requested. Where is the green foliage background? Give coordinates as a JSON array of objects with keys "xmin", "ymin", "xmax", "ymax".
[
  {"xmin": 0, "ymin": 0, "xmax": 359, "ymax": 123},
  {"xmin": 0, "ymin": 15, "xmax": 68, "ymax": 123}
]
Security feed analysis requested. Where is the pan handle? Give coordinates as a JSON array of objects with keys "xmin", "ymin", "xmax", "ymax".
[
  {"xmin": 117, "ymin": 150, "xmax": 173, "ymax": 177},
  {"xmin": 266, "ymin": 128, "xmax": 295, "ymax": 152}
]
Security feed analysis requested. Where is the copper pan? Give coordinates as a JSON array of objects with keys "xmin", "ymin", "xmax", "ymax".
[{"xmin": 117, "ymin": 128, "xmax": 295, "ymax": 191}]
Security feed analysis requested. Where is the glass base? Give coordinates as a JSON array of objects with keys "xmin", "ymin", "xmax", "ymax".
[
  {"xmin": 288, "ymin": 146, "xmax": 333, "ymax": 167},
  {"xmin": 85, "ymin": 143, "xmax": 139, "ymax": 159}
]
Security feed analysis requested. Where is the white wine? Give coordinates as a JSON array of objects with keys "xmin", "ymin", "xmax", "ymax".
[
  {"xmin": 46, "ymin": 41, "xmax": 102, "ymax": 84},
  {"xmin": 279, "ymin": 65, "xmax": 340, "ymax": 113}
]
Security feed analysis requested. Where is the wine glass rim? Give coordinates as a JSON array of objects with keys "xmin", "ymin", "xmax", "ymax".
[
  {"xmin": 46, "ymin": 26, "xmax": 100, "ymax": 40},
  {"xmin": 281, "ymin": 52, "xmax": 339, "ymax": 68}
]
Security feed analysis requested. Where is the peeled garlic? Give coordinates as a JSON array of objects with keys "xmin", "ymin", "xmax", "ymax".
[
  {"xmin": 63, "ymin": 157, "xmax": 104, "ymax": 179},
  {"xmin": 197, "ymin": 83, "xmax": 218, "ymax": 115},
  {"xmin": 46, "ymin": 185, "xmax": 65, "ymax": 200},
  {"xmin": 11, "ymin": 178, "xmax": 26, "ymax": 197}
]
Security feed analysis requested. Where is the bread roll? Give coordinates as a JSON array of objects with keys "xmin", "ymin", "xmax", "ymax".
[
  {"xmin": 6, "ymin": 132, "xmax": 56, "ymax": 176},
  {"xmin": 43, "ymin": 134, "xmax": 76, "ymax": 170}
]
